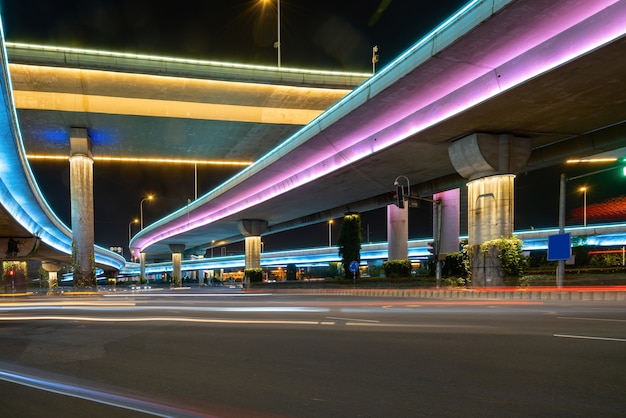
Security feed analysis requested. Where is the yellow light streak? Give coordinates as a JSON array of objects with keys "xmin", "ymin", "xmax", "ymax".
[
  {"xmin": 566, "ymin": 158, "xmax": 618, "ymax": 163},
  {"xmin": 26, "ymin": 155, "xmax": 253, "ymax": 166}
]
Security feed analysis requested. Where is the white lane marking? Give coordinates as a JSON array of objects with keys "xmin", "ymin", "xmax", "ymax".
[
  {"xmin": 558, "ymin": 316, "xmax": 626, "ymax": 323},
  {"xmin": 326, "ymin": 316, "xmax": 379, "ymax": 323},
  {"xmin": 553, "ymin": 334, "xmax": 626, "ymax": 342}
]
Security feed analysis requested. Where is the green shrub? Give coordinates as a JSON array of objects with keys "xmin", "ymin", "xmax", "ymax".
[
  {"xmin": 383, "ymin": 259, "xmax": 412, "ymax": 278},
  {"xmin": 442, "ymin": 252, "xmax": 470, "ymax": 278},
  {"xmin": 245, "ymin": 268, "xmax": 264, "ymax": 283},
  {"xmin": 442, "ymin": 276, "xmax": 468, "ymax": 287},
  {"xmin": 590, "ymin": 253, "xmax": 623, "ymax": 267},
  {"xmin": 481, "ymin": 236, "xmax": 527, "ymax": 278}
]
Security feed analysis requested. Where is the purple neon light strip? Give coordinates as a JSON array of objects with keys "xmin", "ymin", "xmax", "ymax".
[{"xmin": 135, "ymin": 0, "xmax": 626, "ymax": 251}]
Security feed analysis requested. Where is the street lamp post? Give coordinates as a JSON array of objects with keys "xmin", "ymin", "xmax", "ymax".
[
  {"xmin": 128, "ymin": 218, "xmax": 138, "ymax": 243},
  {"xmin": 580, "ymin": 187, "xmax": 587, "ymax": 227},
  {"xmin": 128, "ymin": 218, "xmax": 138, "ymax": 260},
  {"xmin": 328, "ymin": 220, "xmax": 333, "ymax": 247},
  {"xmin": 276, "ymin": 0, "xmax": 281, "ymax": 67},
  {"xmin": 261, "ymin": 0, "xmax": 281, "ymax": 67},
  {"xmin": 140, "ymin": 195, "xmax": 154, "ymax": 230}
]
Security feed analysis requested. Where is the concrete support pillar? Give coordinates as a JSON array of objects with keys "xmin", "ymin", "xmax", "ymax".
[
  {"xmin": 169, "ymin": 244, "xmax": 185, "ymax": 286},
  {"xmin": 387, "ymin": 204, "xmax": 408, "ymax": 260},
  {"xmin": 467, "ymin": 175, "xmax": 515, "ymax": 245},
  {"xmin": 433, "ymin": 189, "xmax": 460, "ymax": 254},
  {"xmin": 449, "ymin": 133, "xmax": 531, "ymax": 287},
  {"xmin": 467, "ymin": 175, "xmax": 516, "ymax": 287},
  {"xmin": 69, "ymin": 128, "xmax": 95, "ymax": 287},
  {"xmin": 238, "ymin": 220, "xmax": 268, "ymax": 270},
  {"xmin": 244, "ymin": 236, "xmax": 262, "ymax": 269},
  {"xmin": 41, "ymin": 261, "xmax": 62, "ymax": 292},
  {"xmin": 139, "ymin": 252, "xmax": 146, "ymax": 282}
]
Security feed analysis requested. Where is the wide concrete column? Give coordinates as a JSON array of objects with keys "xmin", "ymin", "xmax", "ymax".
[
  {"xmin": 387, "ymin": 204, "xmax": 408, "ymax": 260},
  {"xmin": 41, "ymin": 261, "xmax": 62, "ymax": 292},
  {"xmin": 169, "ymin": 244, "xmax": 185, "ymax": 286},
  {"xmin": 238, "ymin": 220, "xmax": 268, "ymax": 269},
  {"xmin": 466, "ymin": 175, "xmax": 515, "ymax": 244},
  {"xmin": 449, "ymin": 133, "xmax": 531, "ymax": 286},
  {"xmin": 69, "ymin": 128, "xmax": 95, "ymax": 287}
]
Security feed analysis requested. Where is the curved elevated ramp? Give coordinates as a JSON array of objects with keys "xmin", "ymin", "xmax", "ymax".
[{"xmin": 0, "ymin": 21, "xmax": 124, "ymax": 271}]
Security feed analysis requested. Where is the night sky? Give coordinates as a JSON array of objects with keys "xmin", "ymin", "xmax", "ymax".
[{"xmin": 1, "ymin": 1, "xmax": 624, "ymax": 255}]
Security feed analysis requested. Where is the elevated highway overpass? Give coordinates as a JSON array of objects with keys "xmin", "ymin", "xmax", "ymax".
[
  {"xmin": 0, "ymin": 19, "xmax": 368, "ymax": 275},
  {"xmin": 2, "ymin": 0, "xmax": 626, "ymax": 280},
  {"xmin": 128, "ymin": 0, "xmax": 626, "ymax": 260}
]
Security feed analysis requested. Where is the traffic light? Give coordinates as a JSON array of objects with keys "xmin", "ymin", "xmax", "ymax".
[
  {"xmin": 7, "ymin": 269, "xmax": 14, "ymax": 277},
  {"xmin": 394, "ymin": 183, "xmax": 404, "ymax": 208},
  {"xmin": 427, "ymin": 241, "xmax": 437, "ymax": 255}
]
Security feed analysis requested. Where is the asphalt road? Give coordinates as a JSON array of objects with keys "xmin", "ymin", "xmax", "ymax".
[{"xmin": 0, "ymin": 291, "xmax": 624, "ymax": 417}]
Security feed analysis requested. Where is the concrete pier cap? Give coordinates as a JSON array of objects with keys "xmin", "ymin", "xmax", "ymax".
[
  {"xmin": 168, "ymin": 244, "xmax": 186, "ymax": 254},
  {"xmin": 448, "ymin": 133, "xmax": 531, "ymax": 180},
  {"xmin": 238, "ymin": 219, "xmax": 268, "ymax": 236}
]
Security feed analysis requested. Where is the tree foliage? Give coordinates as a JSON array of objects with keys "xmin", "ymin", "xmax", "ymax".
[{"xmin": 337, "ymin": 212, "xmax": 361, "ymax": 280}]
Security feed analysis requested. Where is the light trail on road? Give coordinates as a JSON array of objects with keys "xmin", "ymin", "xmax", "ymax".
[
  {"xmin": 0, "ymin": 365, "xmax": 214, "ymax": 418},
  {"xmin": 553, "ymin": 334, "xmax": 626, "ymax": 342}
]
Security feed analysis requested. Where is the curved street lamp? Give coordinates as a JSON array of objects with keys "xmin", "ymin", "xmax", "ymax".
[
  {"xmin": 128, "ymin": 218, "xmax": 139, "ymax": 241},
  {"xmin": 140, "ymin": 195, "xmax": 154, "ymax": 230},
  {"xmin": 128, "ymin": 218, "xmax": 139, "ymax": 260}
]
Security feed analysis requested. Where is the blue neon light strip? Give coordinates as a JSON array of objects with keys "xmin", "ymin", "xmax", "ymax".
[{"xmin": 121, "ymin": 225, "xmax": 626, "ymax": 276}]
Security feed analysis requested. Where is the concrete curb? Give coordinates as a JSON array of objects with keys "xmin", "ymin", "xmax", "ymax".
[{"xmin": 261, "ymin": 287, "xmax": 626, "ymax": 301}]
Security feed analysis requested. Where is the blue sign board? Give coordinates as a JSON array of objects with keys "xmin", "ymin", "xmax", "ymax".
[
  {"xmin": 349, "ymin": 260, "xmax": 359, "ymax": 273},
  {"xmin": 547, "ymin": 233, "xmax": 571, "ymax": 261}
]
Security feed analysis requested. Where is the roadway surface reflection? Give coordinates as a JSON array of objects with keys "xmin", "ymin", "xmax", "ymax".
[{"xmin": 0, "ymin": 291, "xmax": 624, "ymax": 417}]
